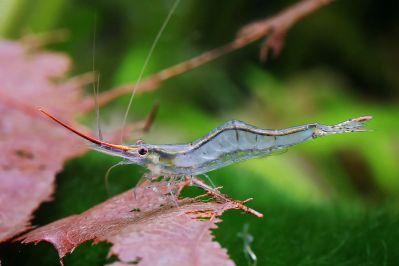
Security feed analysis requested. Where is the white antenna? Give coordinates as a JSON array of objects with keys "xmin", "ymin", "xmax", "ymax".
[
  {"xmin": 120, "ymin": 0, "xmax": 181, "ymax": 143},
  {"xmin": 92, "ymin": 14, "xmax": 103, "ymax": 141}
]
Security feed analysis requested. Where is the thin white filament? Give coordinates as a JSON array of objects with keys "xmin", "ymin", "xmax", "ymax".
[
  {"xmin": 104, "ymin": 161, "xmax": 128, "ymax": 196},
  {"xmin": 92, "ymin": 14, "xmax": 103, "ymax": 140},
  {"xmin": 120, "ymin": 0, "xmax": 181, "ymax": 143}
]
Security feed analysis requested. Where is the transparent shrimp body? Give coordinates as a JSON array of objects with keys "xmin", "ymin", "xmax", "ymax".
[
  {"xmin": 122, "ymin": 117, "xmax": 372, "ymax": 176},
  {"xmin": 168, "ymin": 121, "xmax": 314, "ymax": 175}
]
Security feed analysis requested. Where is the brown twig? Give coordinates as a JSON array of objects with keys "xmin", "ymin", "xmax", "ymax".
[
  {"xmin": 64, "ymin": 72, "xmax": 97, "ymax": 89},
  {"xmin": 21, "ymin": 29, "xmax": 70, "ymax": 52},
  {"xmin": 142, "ymin": 101, "xmax": 160, "ymax": 133},
  {"xmin": 238, "ymin": 0, "xmax": 333, "ymax": 61},
  {"xmin": 80, "ymin": 0, "xmax": 332, "ymax": 112}
]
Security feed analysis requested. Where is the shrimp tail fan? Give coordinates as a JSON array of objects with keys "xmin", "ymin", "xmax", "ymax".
[{"xmin": 315, "ymin": 116, "xmax": 373, "ymax": 137}]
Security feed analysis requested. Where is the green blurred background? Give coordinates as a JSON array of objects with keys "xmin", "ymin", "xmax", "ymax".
[{"xmin": 1, "ymin": 0, "xmax": 398, "ymax": 265}]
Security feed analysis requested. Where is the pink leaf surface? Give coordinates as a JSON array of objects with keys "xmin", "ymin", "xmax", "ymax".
[
  {"xmin": 0, "ymin": 40, "xmax": 92, "ymax": 242},
  {"xmin": 19, "ymin": 181, "xmax": 236, "ymax": 266},
  {"xmin": 0, "ymin": 40, "xmax": 243, "ymax": 265}
]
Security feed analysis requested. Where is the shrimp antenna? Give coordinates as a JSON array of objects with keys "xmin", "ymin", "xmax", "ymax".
[
  {"xmin": 92, "ymin": 13, "xmax": 103, "ymax": 141},
  {"xmin": 38, "ymin": 108, "xmax": 134, "ymax": 152},
  {"xmin": 104, "ymin": 160, "xmax": 127, "ymax": 196},
  {"xmin": 120, "ymin": 0, "xmax": 181, "ymax": 143}
]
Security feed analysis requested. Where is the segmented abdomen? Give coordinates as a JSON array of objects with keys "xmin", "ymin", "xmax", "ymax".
[{"xmin": 173, "ymin": 120, "xmax": 315, "ymax": 175}]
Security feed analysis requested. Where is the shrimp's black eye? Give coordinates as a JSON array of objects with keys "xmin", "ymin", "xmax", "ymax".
[{"xmin": 138, "ymin": 148, "xmax": 148, "ymax": 156}]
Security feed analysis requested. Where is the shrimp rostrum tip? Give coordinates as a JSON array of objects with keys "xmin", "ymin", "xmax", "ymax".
[{"xmin": 38, "ymin": 108, "xmax": 372, "ymax": 177}]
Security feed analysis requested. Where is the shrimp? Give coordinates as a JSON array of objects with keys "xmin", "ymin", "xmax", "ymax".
[{"xmin": 38, "ymin": 108, "xmax": 372, "ymax": 177}]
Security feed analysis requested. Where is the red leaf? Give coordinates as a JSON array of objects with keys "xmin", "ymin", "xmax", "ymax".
[
  {"xmin": 19, "ymin": 181, "xmax": 236, "ymax": 266},
  {"xmin": 1, "ymin": 39, "xmax": 261, "ymax": 264},
  {"xmin": 0, "ymin": 40, "xmax": 92, "ymax": 242}
]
